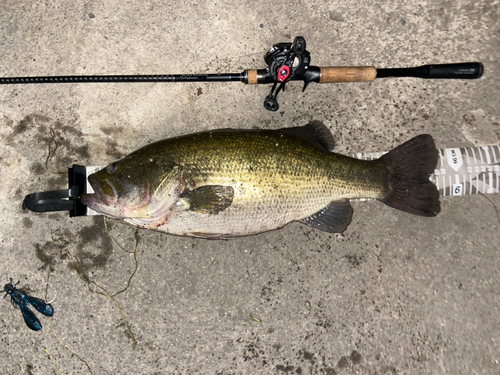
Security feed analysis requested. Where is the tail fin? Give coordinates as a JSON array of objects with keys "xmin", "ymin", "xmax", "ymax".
[{"xmin": 379, "ymin": 134, "xmax": 440, "ymax": 216}]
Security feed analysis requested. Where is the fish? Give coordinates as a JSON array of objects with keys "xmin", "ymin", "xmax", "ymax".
[{"xmin": 80, "ymin": 122, "xmax": 440, "ymax": 239}]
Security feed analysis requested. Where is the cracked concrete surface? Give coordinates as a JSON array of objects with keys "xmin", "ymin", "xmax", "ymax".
[{"xmin": 0, "ymin": 1, "xmax": 499, "ymax": 374}]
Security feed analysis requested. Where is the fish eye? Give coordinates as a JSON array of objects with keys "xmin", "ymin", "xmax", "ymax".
[{"xmin": 106, "ymin": 163, "xmax": 118, "ymax": 174}]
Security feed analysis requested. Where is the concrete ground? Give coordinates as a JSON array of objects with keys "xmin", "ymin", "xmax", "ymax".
[{"xmin": 0, "ymin": 1, "xmax": 499, "ymax": 374}]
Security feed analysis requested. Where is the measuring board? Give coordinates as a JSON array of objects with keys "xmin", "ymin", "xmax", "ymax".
[{"xmin": 84, "ymin": 145, "xmax": 500, "ymax": 216}]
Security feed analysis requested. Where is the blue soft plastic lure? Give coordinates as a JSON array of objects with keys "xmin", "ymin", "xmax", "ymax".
[{"xmin": 3, "ymin": 278, "xmax": 54, "ymax": 331}]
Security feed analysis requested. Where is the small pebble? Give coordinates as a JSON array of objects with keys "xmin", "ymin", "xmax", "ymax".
[{"xmin": 329, "ymin": 11, "xmax": 345, "ymax": 22}]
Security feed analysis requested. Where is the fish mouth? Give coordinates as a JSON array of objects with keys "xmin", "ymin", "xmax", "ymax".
[
  {"xmin": 79, "ymin": 192, "xmax": 102, "ymax": 209},
  {"xmin": 80, "ymin": 191, "xmax": 125, "ymax": 219},
  {"xmin": 80, "ymin": 177, "xmax": 117, "ymax": 209}
]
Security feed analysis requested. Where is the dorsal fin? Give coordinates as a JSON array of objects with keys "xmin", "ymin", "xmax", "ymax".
[{"xmin": 279, "ymin": 121, "xmax": 335, "ymax": 151}]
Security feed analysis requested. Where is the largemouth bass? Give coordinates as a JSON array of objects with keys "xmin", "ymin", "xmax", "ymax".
[{"xmin": 80, "ymin": 122, "xmax": 440, "ymax": 239}]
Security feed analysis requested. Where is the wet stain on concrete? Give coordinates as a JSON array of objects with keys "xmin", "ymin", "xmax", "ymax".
[
  {"xmin": 8, "ymin": 114, "xmax": 92, "ymax": 177},
  {"xmin": 30, "ymin": 162, "xmax": 45, "ymax": 175},
  {"xmin": 11, "ymin": 114, "xmax": 50, "ymax": 138},
  {"xmin": 72, "ymin": 216, "xmax": 114, "ymax": 274},
  {"xmin": 299, "ymin": 349, "xmax": 315, "ymax": 365},
  {"xmin": 33, "ymin": 216, "xmax": 114, "ymax": 274},
  {"xmin": 350, "ymin": 350, "xmax": 362, "ymax": 365},
  {"xmin": 99, "ymin": 125, "xmax": 127, "ymax": 159},
  {"xmin": 34, "ymin": 228, "xmax": 73, "ymax": 270},
  {"xmin": 22, "ymin": 217, "xmax": 33, "ymax": 228},
  {"xmin": 337, "ymin": 356, "xmax": 349, "ymax": 368},
  {"xmin": 336, "ymin": 350, "xmax": 363, "ymax": 370}
]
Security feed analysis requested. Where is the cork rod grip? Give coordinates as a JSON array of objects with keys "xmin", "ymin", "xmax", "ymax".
[
  {"xmin": 319, "ymin": 66, "xmax": 377, "ymax": 83},
  {"xmin": 247, "ymin": 69, "xmax": 259, "ymax": 84}
]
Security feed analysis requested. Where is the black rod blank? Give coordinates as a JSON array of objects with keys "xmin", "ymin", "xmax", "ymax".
[
  {"xmin": 377, "ymin": 63, "xmax": 483, "ymax": 79},
  {"xmin": 0, "ymin": 73, "xmax": 246, "ymax": 85}
]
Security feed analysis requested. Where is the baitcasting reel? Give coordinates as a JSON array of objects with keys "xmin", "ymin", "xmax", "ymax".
[{"xmin": 263, "ymin": 36, "xmax": 311, "ymax": 111}]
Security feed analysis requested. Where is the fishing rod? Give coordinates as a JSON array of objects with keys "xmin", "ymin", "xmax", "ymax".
[{"xmin": 0, "ymin": 36, "xmax": 483, "ymax": 111}]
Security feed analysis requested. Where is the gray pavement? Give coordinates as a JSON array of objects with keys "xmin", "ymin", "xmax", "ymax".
[{"xmin": 0, "ymin": 1, "xmax": 499, "ymax": 374}]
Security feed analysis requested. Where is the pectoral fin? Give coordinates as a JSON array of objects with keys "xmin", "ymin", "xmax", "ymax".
[
  {"xmin": 299, "ymin": 200, "xmax": 353, "ymax": 233},
  {"xmin": 180, "ymin": 185, "xmax": 234, "ymax": 214}
]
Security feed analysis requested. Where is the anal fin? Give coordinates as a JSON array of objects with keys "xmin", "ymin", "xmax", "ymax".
[{"xmin": 299, "ymin": 200, "xmax": 353, "ymax": 233}]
